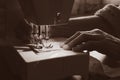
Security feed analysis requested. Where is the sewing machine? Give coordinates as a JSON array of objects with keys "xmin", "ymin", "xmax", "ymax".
[
  {"xmin": 18, "ymin": 0, "xmax": 75, "ymax": 50},
  {"xmin": 2, "ymin": 0, "xmax": 89, "ymax": 80}
]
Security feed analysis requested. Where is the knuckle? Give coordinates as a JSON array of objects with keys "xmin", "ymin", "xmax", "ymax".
[
  {"xmin": 92, "ymin": 29, "xmax": 105, "ymax": 35},
  {"xmin": 93, "ymin": 28, "xmax": 102, "ymax": 32},
  {"xmin": 81, "ymin": 33, "xmax": 89, "ymax": 39}
]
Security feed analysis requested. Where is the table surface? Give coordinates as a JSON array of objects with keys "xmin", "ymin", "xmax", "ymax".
[{"xmin": 14, "ymin": 38, "xmax": 82, "ymax": 63}]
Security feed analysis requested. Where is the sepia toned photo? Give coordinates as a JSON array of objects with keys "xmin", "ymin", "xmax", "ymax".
[{"xmin": 0, "ymin": 0, "xmax": 120, "ymax": 80}]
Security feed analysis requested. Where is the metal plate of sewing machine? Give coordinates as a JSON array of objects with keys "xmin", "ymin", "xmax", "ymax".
[{"xmin": 2, "ymin": 38, "xmax": 89, "ymax": 80}]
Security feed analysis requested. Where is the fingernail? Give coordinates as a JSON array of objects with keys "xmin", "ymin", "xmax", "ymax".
[
  {"xmin": 62, "ymin": 45, "xmax": 71, "ymax": 50},
  {"xmin": 60, "ymin": 43, "xmax": 65, "ymax": 48}
]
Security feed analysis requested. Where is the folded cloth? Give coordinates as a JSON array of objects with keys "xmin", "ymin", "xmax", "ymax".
[
  {"xmin": 95, "ymin": 4, "xmax": 120, "ymax": 37},
  {"xmin": 90, "ymin": 51, "xmax": 120, "ymax": 79},
  {"xmin": 89, "ymin": 56, "xmax": 109, "ymax": 80}
]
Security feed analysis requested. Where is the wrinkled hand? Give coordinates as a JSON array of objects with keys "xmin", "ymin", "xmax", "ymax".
[{"xmin": 61, "ymin": 29, "xmax": 120, "ymax": 60}]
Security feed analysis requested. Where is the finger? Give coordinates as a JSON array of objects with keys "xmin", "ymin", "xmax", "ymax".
[
  {"xmin": 72, "ymin": 41, "xmax": 104, "ymax": 52},
  {"xmin": 62, "ymin": 33, "xmax": 84, "ymax": 50},
  {"xmin": 76, "ymin": 40, "xmax": 120, "ymax": 59},
  {"xmin": 83, "ymin": 34, "xmax": 104, "ymax": 41},
  {"xmin": 72, "ymin": 44, "xmax": 86, "ymax": 52},
  {"xmin": 62, "ymin": 33, "xmax": 104, "ymax": 50},
  {"xmin": 60, "ymin": 31, "xmax": 80, "ymax": 48}
]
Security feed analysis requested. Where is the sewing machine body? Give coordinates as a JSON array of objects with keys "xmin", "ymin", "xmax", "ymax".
[{"xmin": 18, "ymin": 0, "xmax": 74, "ymax": 25}]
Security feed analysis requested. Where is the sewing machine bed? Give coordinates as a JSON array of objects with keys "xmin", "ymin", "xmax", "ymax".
[{"xmin": 2, "ymin": 38, "xmax": 89, "ymax": 80}]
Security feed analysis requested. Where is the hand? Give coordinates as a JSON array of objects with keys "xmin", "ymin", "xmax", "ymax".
[{"xmin": 61, "ymin": 29, "xmax": 120, "ymax": 60}]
